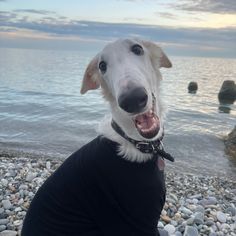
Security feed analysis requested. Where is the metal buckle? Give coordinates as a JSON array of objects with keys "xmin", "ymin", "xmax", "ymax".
[
  {"xmin": 159, "ymin": 140, "xmax": 164, "ymax": 150},
  {"xmin": 136, "ymin": 142, "xmax": 151, "ymax": 153}
]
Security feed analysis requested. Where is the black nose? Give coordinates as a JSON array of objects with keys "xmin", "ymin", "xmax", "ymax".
[{"xmin": 118, "ymin": 87, "xmax": 148, "ymax": 113}]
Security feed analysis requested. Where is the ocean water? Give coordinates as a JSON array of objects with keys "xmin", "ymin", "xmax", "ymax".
[{"xmin": 0, "ymin": 47, "xmax": 236, "ymax": 179}]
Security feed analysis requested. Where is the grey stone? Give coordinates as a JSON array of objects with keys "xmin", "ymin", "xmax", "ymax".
[
  {"xmin": 183, "ymin": 226, "xmax": 198, "ymax": 236},
  {"xmin": 180, "ymin": 207, "xmax": 193, "ymax": 215},
  {"xmin": 158, "ymin": 229, "xmax": 169, "ymax": 236},
  {"xmin": 0, "ymin": 209, "xmax": 4, "ymax": 215},
  {"xmin": 0, "ymin": 230, "xmax": 17, "ymax": 236},
  {"xmin": 0, "ymin": 219, "xmax": 9, "ymax": 225},
  {"xmin": 171, "ymin": 220, "xmax": 178, "ymax": 227},
  {"xmin": 209, "ymin": 233, "xmax": 217, "ymax": 236},
  {"xmin": 195, "ymin": 205, "xmax": 205, "ymax": 214},
  {"xmin": 199, "ymin": 197, "xmax": 217, "ymax": 206},
  {"xmin": 46, "ymin": 161, "xmax": 51, "ymax": 170},
  {"xmin": 18, "ymin": 184, "xmax": 28, "ymax": 190},
  {"xmin": 5, "ymin": 170, "xmax": 16, "ymax": 178},
  {"xmin": 158, "ymin": 221, "xmax": 164, "ymax": 229},
  {"xmin": 216, "ymin": 211, "xmax": 227, "ymax": 223},
  {"xmin": 176, "ymin": 225, "xmax": 185, "ymax": 233},
  {"xmin": 226, "ymin": 206, "xmax": 236, "ymax": 216},
  {"xmin": 0, "ymin": 225, "xmax": 6, "ymax": 232},
  {"xmin": 14, "ymin": 207, "xmax": 21, "ymax": 212},
  {"xmin": 25, "ymin": 172, "xmax": 37, "ymax": 182},
  {"xmin": 193, "ymin": 212, "xmax": 204, "ymax": 225},
  {"xmin": 218, "ymin": 80, "xmax": 236, "ymax": 104},
  {"xmin": 188, "ymin": 81, "xmax": 198, "ymax": 93},
  {"xmin": 186, "ymin": 217, "xmax": 194, "ymax": 225},
  {"xmin": 188, "ymin": 194, "xmax": 202, "ymax": 200},
  {"xmin": 6, "ymin": 224, "xmax": 15, "ymax": 231},
  {"xmin": 206, "ymin": 220, "xmax": 214, "ymax": 226},
  {"xmin": 175, "ymin": 232, "xmax": 182, "ymax": 236},
  {"xmin": 1, "ymin": 201, "xmax": 11, "ymax": 210},
  {"xmin": 1, "ymin": 180, "xmax": 8, "ymax": 187},
  {"xmin": 169, "ymin": 193, "xmax": 178, "ymax": 203},
  {"xmin": 164, "ymin": 224, "xmax": 176, "ymax": 235},
  {"xmin": 13, "ymin": 220, "xmax": 21, "ymax": 227}
]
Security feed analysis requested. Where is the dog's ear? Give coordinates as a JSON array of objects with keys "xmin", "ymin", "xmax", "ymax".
[
  {"xmin": 142, "ymin": 40, "xmax": 172, "ymax": 68},
  {"xmin": 80, "ymin": 55, "xmax": 101, "ymax": 94}
]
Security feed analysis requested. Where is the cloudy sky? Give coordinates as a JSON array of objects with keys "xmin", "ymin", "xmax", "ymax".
[{"xmin": 0, "ymin": 0, "xmax": 235, "ymax": 57}]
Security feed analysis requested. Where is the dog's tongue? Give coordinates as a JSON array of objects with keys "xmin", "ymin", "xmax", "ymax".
[{"xmin": 135, "ymin": 110, "xmax": 160, "ymax": 139}]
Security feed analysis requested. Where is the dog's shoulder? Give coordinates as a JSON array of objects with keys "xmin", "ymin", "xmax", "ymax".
[{"xmin": 68, "ymin": 136, "xmax": 118, "ymax": 171}]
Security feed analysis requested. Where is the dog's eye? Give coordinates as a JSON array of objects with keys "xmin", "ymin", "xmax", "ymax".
[
  {"xmin": 99, "ymin": 61, "xmax": 107, "ymax": 73},
  {"xmin": 131, "ymin": 44, "xmax": 144, "ymax": 56}
]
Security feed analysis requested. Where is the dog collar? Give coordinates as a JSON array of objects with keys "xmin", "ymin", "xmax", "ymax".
[{"xmin": 111, "ymin": 120, "xmax": 174, "ymax": 162}]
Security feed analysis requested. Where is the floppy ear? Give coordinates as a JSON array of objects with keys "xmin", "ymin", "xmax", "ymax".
[
  {"xmin": 142, "ymin": 40, "xmax": 172, "ymax": 68},
  {"xmin": 80, "ymin": 55, "xmax": 101, "ymax": 94}
]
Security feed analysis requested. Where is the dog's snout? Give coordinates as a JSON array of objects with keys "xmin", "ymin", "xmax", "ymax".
[{"xmin": 118, "ymin": 87, "xmax": 148, "ymax": 113}]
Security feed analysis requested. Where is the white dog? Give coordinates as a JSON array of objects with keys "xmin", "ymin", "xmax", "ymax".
[
  {"xmin": 81, "ymin": 38, "xmax": 172, "ymax": 162},
  {"xmin": 22, "ymin": 39, "xmax": 173, "ymax": 236}
]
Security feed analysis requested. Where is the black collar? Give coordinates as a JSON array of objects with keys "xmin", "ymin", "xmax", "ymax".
[{"xmin": 111, "ymin": 119, "xmax": 174, "ymax": 162}]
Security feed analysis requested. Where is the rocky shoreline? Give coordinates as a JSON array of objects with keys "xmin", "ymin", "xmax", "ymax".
[{"xmin": 0, "ymin": 156, "xmax": 235, "ymax": 236}]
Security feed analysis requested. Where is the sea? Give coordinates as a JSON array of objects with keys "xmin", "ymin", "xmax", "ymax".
[{"xmin": 0, "ymin": 47, "xmax": 236, "ymax": 179}]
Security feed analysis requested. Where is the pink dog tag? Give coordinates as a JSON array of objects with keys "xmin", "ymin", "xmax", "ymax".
[{"xmin": 157, "ymin": 157, "xmax": 165, "ymax": 171}]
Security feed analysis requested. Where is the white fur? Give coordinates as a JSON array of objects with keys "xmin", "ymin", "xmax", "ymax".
[{"xmin": 81, "ymin": 38, "xmax": 172, "ymax": 162}]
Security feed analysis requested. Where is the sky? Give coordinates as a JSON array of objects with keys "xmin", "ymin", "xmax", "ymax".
[{"xmin": 0, "ymin": 0, "xmax": 236, "ymax": 58}]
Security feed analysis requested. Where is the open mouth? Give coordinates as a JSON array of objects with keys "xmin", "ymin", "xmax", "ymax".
[{"xmin": 133, "ymin": 99, "xmax": 160, "ymax": 139}]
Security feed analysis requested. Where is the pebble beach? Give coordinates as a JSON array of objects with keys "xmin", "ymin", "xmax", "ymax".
[{"xmin": 0, "ymin": 155, "xmax": 235, "ymax": 236}]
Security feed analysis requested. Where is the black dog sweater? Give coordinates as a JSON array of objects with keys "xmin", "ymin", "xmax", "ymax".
[{"xmin": 22, "ymin": 136, "xmax": 166, "ymax": 236}]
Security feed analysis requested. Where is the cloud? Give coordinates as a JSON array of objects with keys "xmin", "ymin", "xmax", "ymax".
[
  {"xmin": 175, "ymin": 0, "xmax": 236, "ymax": 14},
  {"xmin": 13, "ymin": 9, "xmax": 56, "ymax": 15},
  {"xmin": 0, "ymin": 9, "xmax": 235, "ymax": 57},
  {"xmin": 155, "ymin": 12, "xmax": 178, "ymax": 20},
  {"xmin": 0, "ymin": 12, "xmax": 235, "ymax": 45},
  {"xmin": 0, "ymin": 11, "xmax": 17, "ymax": 21}
]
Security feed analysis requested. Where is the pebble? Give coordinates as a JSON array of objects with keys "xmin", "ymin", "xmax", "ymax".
[
  {"xmin": 183, "ymin": 226, "xmax": 198, "ymax": 236},
  {"xmin": 199, "ymin": 196, "xmax": 217, "ymax": 206},
  {"xmin": 0, "ymin": 230, "xmax": 17, "ymax": 236},
  {"xmin": 46, "ymin": 161, "xmax": 51, "ymax": 170},
  {"xmin": 226, "ymin": 206, "xmax": 236, "ymax": 216},
  {"xmin": 0, "ymin": 156, "xmax": 236, "ymax": 235},
  {"xmin": 0, "ymin": 225, "xmax": 6, "ymax": 232},
  {"xmin": 216, "ymin": 211, "xmax": 227, "ymax": 223},
  {"xmin": 193, "ymin": 212, "xmax": 204, "ymax": 225},
  {"xmin": 174, "ymin": 232, "xmax": 182, "ymax": 236},
  {"xmin": 0, "ymin": 220, "xmax": 9, "ymax": 226},
  {"xmin": 194, "ymin": 205, "xmax": 205, "ymax": 214},
  {"xmin": 158, "ymin": 221, "xmax": 164, "ymax": 229},
  {"xmin": 1, "ymin": 200, "xmax": 12, "ymax": 210},
  {"xmin": 179, "ymin": 207, "xmax": 192, "ymax": 215},
  {"xmin": 1, "ymin": 179, "xmax": 8, "ymax": 187},
  {"xmin": 164, "ymin": 224, "xmax": 176, "ymax": 235},
  {"xmin": 25, "ymin": 172, "xmax": 37, "ymax": 182}
]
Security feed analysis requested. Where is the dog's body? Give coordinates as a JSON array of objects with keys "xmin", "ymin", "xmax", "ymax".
[{"xmin": 22, "ymin": 39, "xmax": 172, "ymax": 236}]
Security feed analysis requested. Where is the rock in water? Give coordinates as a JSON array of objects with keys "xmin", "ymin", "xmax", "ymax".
[
  {"xmin": 225, "ymin": 126, "xmax": 236, "ymax": 158},
  {"xmin": 188, "ymin": 82, "xmax": 198, "ymax": 93},
  {"xmin": 218, "ymin": 80, "xmax": 236, "ymax": 104}
]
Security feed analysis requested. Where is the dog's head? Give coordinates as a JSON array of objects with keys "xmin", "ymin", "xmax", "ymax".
[{"xmin": 81, "ymin": 38, "xmax": 172, "ymax": 141}]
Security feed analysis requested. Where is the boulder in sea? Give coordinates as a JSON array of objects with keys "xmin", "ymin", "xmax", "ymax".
[
  {"xmin": 225, "ymin": 126, "xmax": 236, "ymax": 158},
  {"xmin": 218, "ymin": 80, "xmax": 236, "ymax": 104},
  {"xmin": 188, "ymin": 82, "xmax": 198, "ymax": 94}
]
